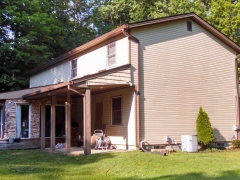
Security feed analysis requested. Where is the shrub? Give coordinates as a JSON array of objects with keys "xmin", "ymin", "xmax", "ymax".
[
  {"xmin": 196, "ymin": 107, "xmax": 215, "ymax": 148},
  {"xmin": 231, "ymin": 140, "xmax": 240, "ymax": 148}
]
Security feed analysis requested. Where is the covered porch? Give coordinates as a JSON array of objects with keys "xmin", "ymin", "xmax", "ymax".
[{"xmin": 22, "ymin": 64, "xmax": 135, "ymax": 155}]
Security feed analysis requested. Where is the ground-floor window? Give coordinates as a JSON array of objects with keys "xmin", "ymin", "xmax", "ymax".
[
  {"xmin": 16, "ymin": 104, "xmax": 30, "ymax": 138},
  {"xmin": 112, "ymin": 96, "xmax": 122, "ymax": 125}
]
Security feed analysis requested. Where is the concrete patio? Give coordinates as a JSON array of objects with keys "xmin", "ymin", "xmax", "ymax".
[{"xmin": 44, "ymin": 147, "xmax": 127, "ymax": 156}]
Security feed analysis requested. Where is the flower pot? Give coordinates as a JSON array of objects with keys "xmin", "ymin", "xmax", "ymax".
[{"xmin": 8, "ymin": 138, "xmax": 13, "ymax": 144}]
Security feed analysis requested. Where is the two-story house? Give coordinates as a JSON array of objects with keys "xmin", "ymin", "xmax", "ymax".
[{"xmin": 0, "ymin": 13, "xmax": 240, "ymax": 154}]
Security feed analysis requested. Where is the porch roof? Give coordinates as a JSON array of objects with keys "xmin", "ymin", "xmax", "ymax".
[
  {"xmin": 0, "ymin": 84, "xmax": 66, "ymax": 100},
  {"xmin": 22, "ymin": 64, "xmax": 131, "ymax": 100}
]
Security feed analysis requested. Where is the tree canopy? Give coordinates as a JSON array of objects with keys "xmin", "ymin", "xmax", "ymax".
[{"xmin": 0, "ymin": 0, "xmax": 240, "ymax": 92}]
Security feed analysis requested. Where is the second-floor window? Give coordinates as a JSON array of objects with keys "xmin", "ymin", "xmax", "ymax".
[
  {"xmin": 107, "ymin": 42, "xmax": 116, "ymax": 67},
  {"xmin": 71, "ymin": 58, "xmax": 77, "ymax": 79}
]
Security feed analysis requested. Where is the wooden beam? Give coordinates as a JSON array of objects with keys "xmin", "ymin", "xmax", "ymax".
[
  {"xmin": 65, "ymin": 92, "xmax": 71, "ymax": 153},
  {"xmin": 84, "ymin": 88, "xmax": 91, "ymax": 155},
  {"xmin": 51, "ymin": 96, "xmax": 56, "ymax": 152},
  {"xmin": 40, "ymin": 99, "xmax": 46, "ymax": 149}
]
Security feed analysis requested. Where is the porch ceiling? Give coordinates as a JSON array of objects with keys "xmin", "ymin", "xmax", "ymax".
[{"xmin": 23, "ymin": 84, "xmax": 130, "ymax": 100}]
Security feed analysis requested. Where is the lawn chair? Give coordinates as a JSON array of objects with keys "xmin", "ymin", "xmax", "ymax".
[{"xmin": 94, "ymin": 130, "xmax": 110, "ymax": 150}]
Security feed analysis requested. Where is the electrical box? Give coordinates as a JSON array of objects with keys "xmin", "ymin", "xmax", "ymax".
[
  {"xmin": 233, "ymin": 125, "xmax": 239, "ymax": 131},
  {"xmin": 181, "ymin": 135, "xmax": 198, "ymax": 152}
]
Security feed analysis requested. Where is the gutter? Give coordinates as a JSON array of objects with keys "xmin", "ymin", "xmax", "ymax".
[
  {"xmin": 122, "ymin": 27, "xmax": 141, "ymax": 148},
  {"xmin": 67, "ymin": 84, "xmax": 85, "ymax": 97}
]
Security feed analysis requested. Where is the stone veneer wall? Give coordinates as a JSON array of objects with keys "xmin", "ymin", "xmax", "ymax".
[{"xmin": 4, "ymin": 99, "xmax": 40, "ymax": 139}]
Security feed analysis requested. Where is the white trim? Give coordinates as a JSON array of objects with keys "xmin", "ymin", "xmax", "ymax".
[
  {"xmin": 0, "ymin": 106, "xmax": 3, "ymax": 139},
  {"xmin": 16, "ymin": 104, "xmax": 21, "ymax": 138},
  {"xmin": 28, "ymin": 105, "xmax": 32, "ymax": 138},
  {"xmin": 16, "ymin": 104, "xmax": 30, "ymax": 138}
]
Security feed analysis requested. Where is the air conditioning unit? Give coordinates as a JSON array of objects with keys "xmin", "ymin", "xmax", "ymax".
[{"xmin": 181, "ymin": 135, "xmax": 198, "ymax": 152}]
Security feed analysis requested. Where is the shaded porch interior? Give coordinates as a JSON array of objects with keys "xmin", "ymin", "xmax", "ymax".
[{"xmin": 24, "ymin": 82, "xmax": 133, "ymax": 154}]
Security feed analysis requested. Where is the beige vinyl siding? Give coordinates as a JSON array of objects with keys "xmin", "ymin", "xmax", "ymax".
[
  {"xmin": 91, "ymin": 87, "xmax": 136, "ymax": 149},
  {"xmin": 30, "ymin": 61, "xmax": 71, "ymax": 88},
  {"xmin": 131, "ymin": 19, "xmax": 237, "ymax": 144},
  {"xmin": 87, "ymin": 68, "xmax": 131, "ymax": 85}
]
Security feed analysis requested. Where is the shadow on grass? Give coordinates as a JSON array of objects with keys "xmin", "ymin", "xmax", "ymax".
[
  {"xmin": 0, "ymin": 149, "xmax": 118, "ymax": 179},
  {"xmin": 117, "ymin": 170, "xmax": 240, "ymax": 180}
]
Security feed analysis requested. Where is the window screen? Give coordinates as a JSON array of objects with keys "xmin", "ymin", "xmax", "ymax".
[
  {"xmin": 107, "ymin": 42, "xmax": 116, "ymax": 67},
  {"xmin": 71, "ymin": 58, "xmax": 77, "ymax": 78}
]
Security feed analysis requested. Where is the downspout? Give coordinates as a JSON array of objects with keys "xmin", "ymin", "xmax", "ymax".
[
  {"xmin": 235, "ymin": 55, "xmax": 240, "ymax": 139},
  {"xmin": 67, "ymin": 84, "xmax": 85, "ymax": 97},
  {"xmin": 122, "ymin": 27, "xmax": 141, "ymax": 148}
]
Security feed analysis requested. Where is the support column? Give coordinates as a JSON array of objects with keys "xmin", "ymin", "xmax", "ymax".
[
  {"xmin": 40, "ymin": 99, "xmax": 46, "ymax": 149},
  {"xmin": 51, "ymin": 96, "xmax": 56, "ymax": 152},
  {"xmin": 65, "ymin": 92, "xmax": 71, "ymax": 153},
  {"xmin": 84, "ymin": 88, "xmax": 91, "ymax": 155}
]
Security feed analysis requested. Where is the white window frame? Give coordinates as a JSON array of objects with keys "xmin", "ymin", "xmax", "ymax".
[
  {"xmin": 16, "ymin": 103, "xmax": 31, "ymax": 138},
  {"xmin": 107, "ymin": 42, "xmax": 116, "ymax": 68},
  {"xmin": 111, "ymin": 96, "xmax": 122, "ymax": 126},
  {"xmin": 0, "ymin": 106, "xmax": 3, "ymax": 139},
  {"xmin": 71, "ymin": 58, "xmax": 77, "ymax": 79}
]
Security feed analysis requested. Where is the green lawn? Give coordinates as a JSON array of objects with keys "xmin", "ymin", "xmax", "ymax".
[{"xmin": 0, "ymin": 149, "xmax": 240, "ymax": 180}]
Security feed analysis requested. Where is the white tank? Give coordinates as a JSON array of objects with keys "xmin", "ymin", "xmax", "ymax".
[{"xmin": 181, "ymin": 135, "xmax": 198, "ymax": 152}]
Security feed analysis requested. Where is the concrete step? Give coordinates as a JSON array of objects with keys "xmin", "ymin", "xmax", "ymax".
[{"xmin": 0, "ymin": 139, "xmax": 8, "ymax": 144}]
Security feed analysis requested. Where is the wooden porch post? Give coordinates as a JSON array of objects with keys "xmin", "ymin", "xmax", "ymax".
[
  {"xmin": 84, "ymin": 88, "xmax": 91, "ymax": 155},
  {"xmin": 40, "ymin": 99, "xmax": 46, "ymax": 149},
  {"xmin": 51, "ymin": 96, "xmax": 56, "ymax": 152},
  {"xmin": 65, "ymin": 92, "xmax": 71, "ymax": 153}
]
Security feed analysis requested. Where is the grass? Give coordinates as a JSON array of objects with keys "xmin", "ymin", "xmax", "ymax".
[{"xmin": 0, "ymin": 149, "xmax": 240, "ymax": 180}]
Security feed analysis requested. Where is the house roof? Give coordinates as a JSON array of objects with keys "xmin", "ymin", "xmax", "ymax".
[
  {"xmin": 0, "ymin": 83, "xmax": 68, "ymax": 100},
  {"xmin": 27, "ymin": 13, "xmax": 240, "ymax": 76}
]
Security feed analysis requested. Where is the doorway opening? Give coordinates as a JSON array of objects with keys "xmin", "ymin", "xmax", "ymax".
[{"xmin": 43, "ymin": 106, "xmax": 66, "ymax": 137}]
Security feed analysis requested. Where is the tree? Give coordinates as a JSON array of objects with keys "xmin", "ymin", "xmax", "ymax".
[
  {"xmin": 207, "ymin": 0, "xmax": 240, "ymax": 45},
  {"xmin": 0, "ymin": 0, "xmax": 66, "ymax": 91},
  {"xmin": 93, "ymin": 0, "xmax": 209, "ymax": 28},
  {"xmin": 0, "ymin": 0, "xmax": 95, "ymax": 92},
  {"xmin": 94, "ymin": 0, "xmax": 240, "ymax": 45},
  {"xmin": 196, "ymin": 107, "xmax": 215, "ymax": 147}
]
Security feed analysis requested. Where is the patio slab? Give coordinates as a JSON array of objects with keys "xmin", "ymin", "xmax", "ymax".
[{"xmin": 44, "ymin": 147, "xmax": 127, "ymax": 156}]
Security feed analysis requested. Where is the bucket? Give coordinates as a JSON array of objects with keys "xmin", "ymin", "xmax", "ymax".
[{"xmin": 8, "ymin": 138, "xmax": 14, "ymax": 144}]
